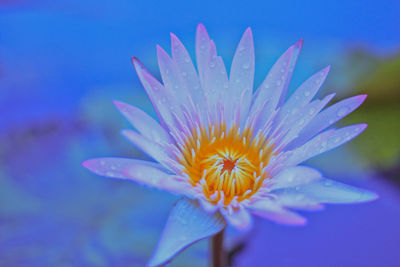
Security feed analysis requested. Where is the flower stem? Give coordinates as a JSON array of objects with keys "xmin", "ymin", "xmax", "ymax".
[{"xmin": 211, "ymin": 230, "xmax": 225, "ymax": 267}]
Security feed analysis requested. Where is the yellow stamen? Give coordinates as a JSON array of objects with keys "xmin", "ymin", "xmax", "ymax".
[{"xmin": 177, "ymin": 123, "xmax": 274, "ymax": 206}]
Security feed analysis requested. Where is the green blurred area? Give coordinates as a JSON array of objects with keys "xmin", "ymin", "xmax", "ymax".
[{"xmin": 343, "ymin": 50, "xmax": 400, "ymax": 171}]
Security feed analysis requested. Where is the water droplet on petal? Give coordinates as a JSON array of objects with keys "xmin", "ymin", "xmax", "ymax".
[
  {"xmin": 337, "ymin": 107, "xmax": 347, "ymax": 117},
  {"xmin": 304, "ymin": 91, "xmax": 311, "ymax": 97},
  {"xmin": 242, "ymin": 63, "xmax": 250, "ymax": 69},
  {"xmin": 324, "ymin": 180, "xmax": 333, "ymax": 186},
  {"xmin": 309, "ymin": 108, "xmax": 316, "ymax": 115}
]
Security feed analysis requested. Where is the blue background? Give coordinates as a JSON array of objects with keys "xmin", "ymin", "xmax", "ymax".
[{"xmin": 1, "ymin": 0, "xmax": 399, "ymax": 266}]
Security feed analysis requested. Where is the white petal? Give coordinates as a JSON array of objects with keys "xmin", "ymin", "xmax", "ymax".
[
  {"xmin": 170, "ymin": 33, "xmax": 206, "ymax": 115},
  {"xmin": 290, "ymin": 94, "xmax": 367, "ymax": 148},
  {"xmin": 282, "ymin": 178, "xmax": 378, "ymax": 204},
  {"xmin": 249, "ymin": 40, "xmax": 302, "ymax": 132},
  {"xmin": 148, "ymin": 198, "xmax": 226, "ymax": 267},
  {"xmin": 157, "ymin": 45, "xmax": 191, "ymax": 107},
  {"xmin": 82, "ymin": 157, "xmax": 188, "ymax": 194},
  {"xmin": 132, "ymin": 57, "xmax": 183, "ymax": 131},
  {"xmin": 203, "ymin": 41, "xmax": 229, "ymax": 120},
  {"xmin": 247, "ymin": 199, "xmax": 307, "ymax": 225},
  {"xmin": 284, "ymin": 124, "xmax": 367, "ymax": 166},
  {"xmin": 277, "ymin": 66, "xmax": 330, "ymax": 123},
  {"xmin": 221, "ymin": 206, "xmax": 253, "ymax": 231},
  {"xmin": 270, "ymin": 165, "xmax": 323, "ymax": 190},
  {"xmin": 277, "ymin": 39, "xmax": 303, "ymax": 107},
  {"xmin": 273, "ymin": 191, "xmax": 324, "ymax": 211},
  {"xmin": 122, "ymin": 129, "xmax": 172, "ymax": 168},
  {"xmin": 113, "ymin": 101, "xmax": 172, "ymax": 144},
  {"xmin": 229, "ymin": 27, "xmax": 255, "ymax": 126},
  {"xmin": 195, "ymin": 24, "xmax": 211, "ymax": 87},
  {"xmin": 273, "ymin": 93, "xmax": 335, "ymax": 150}
]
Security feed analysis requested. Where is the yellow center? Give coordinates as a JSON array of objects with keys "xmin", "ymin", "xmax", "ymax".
[{"xmin": 177, "ymin": 123, "xmax": 274, "ymax": 206}]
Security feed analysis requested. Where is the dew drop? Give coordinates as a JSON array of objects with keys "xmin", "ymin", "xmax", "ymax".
[
  {"xmin": 337, "ymin": 107, "xmax": 347, "ymax": 117},
  {"xmin": 324, "ymin": 180, "xmax": 333, "ymax": 187},
  {"xmin": 309, "ymin": 108, "xmax": 316, "ymax": 115},
  {"xmin": 106, "ymin": 171, "xmax": 115, "ymax": 177},
  {"xmin": 304, "ymin": 91, "xmax": 311, "ymax": 97},
  {"xmin": 334, "ymin": 137, "xmax": 341, "ymax": 143},
  {"xmin": 298, "ymin": 119, "xmax": 305, "ymax": 125},
  {"xmin": 181, "ymin": 71, "xmax": 187, "ymax": 76},
  {"xmin": 242, "ymin": 63, "xmax": 250, "ymax": 69},
  {"xmin": 276, "ymin": 80, "xmax": 282, "ymax": 86},
  {"xmin": 184, "ymin": 57, "xmax": 190, "ymax": 63}
]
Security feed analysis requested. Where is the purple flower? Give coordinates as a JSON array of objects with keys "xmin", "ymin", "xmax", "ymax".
[{"xmin": 83, "ymin": 24, "xmax": 377, "ymax": 266}]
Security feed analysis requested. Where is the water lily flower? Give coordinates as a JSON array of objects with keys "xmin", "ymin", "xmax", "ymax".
[{"xmin": 83, "ymin": 24, "xmax": 378, "ymax": 266}]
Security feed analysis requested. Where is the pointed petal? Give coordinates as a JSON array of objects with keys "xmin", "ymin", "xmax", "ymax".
[
  {"xmin": 278, "ymin": 66, "xmax": 330, "ymax": 122},
  {"xmin": 170, "ymin": 33, "xmax": 206, "ymax": 113},
  {"xmin": 291, "ymin": 94, "xmax": 367, "ymax": 148},
  {"xmin": 273, "ymin": 93, "xmax": 335, "ymax": 150},
  {"xmin": 195, "ymin": 24, "xmax": 211, "ymax": 86},
  {"xmin": 277, "ymin": 39, "xmax": 303, "ymax": 106},
  {"xmin": 270, "ymin": 166, "xmax": 322, "ymax": 190},
  {"xmin": 82, "ymin": 157, "xmax": 171, "ymax": 188},
  {"xmin": 284, "ymin": 124, "xmax": 367, "ymax": 166},
  {"xmin": 229, "ymin": 27, "xmax": 255, "ymax": 125},
  {"xmin": 122, "ymin": 129, "xmax": 172, "ymax": 168},
  {"xmin": 248, "ymin": 199, "xmax": 307, "ymax": 225},
  {"xmin": 132, "ymin": 57, "xmax": 182, "ymax": 130},
  {"xmin": 83, "ymin": 158, "xmax": 194, "ymax": 196},
  {"xmin": 272, "ymin": 191, "xmax": 324, "ymax": 211},
  {"xmin": 283, "ymin": 178, "xmax": 378, "ymax": 204},
  {"xmin": 203, "ymin": 41, "xmax": 229, "ymax": 118},
  {"xmin": 148, "ymin": 198, "xmax": 226, "ymax": 267},
  {"xmin": 249, "ymin": 41, "xmax": 300, "ymax": 131},
  {"xmin": 221, "ymin": 207, "xmax": 253, "ymax": 231},
  {"xmin": 113, "ymin": 101, "xmax": 172, "ymax": 144},
  {"xmin": 157, "ymin": 45, "xmax": 190, "ymax": 105}
]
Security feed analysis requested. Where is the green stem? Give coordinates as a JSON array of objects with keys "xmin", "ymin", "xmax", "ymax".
[{"xmin": 211, "ymin": 230, "xmax": 225, "ymax": 267}]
